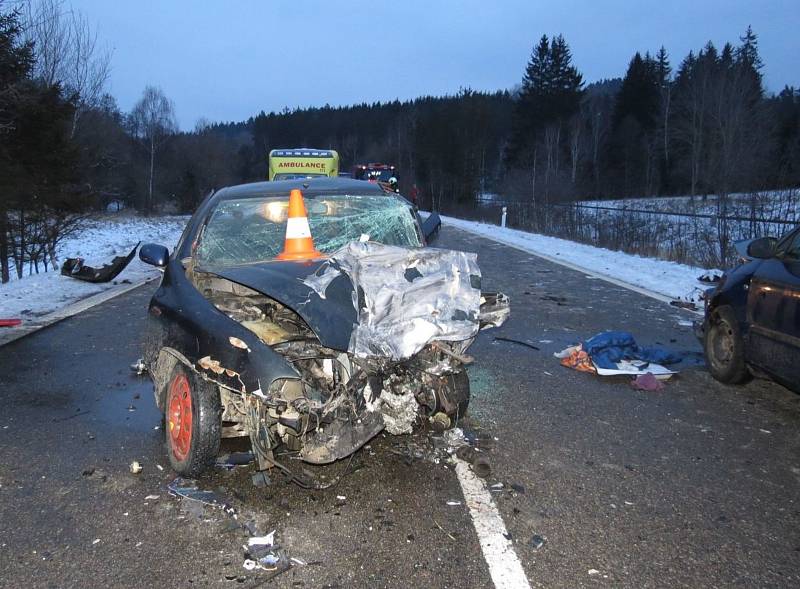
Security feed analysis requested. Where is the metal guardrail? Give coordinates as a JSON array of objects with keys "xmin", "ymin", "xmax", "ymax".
[{"xmin": 450, "ymin": 194, "xmax": 799, "ymax": 268}]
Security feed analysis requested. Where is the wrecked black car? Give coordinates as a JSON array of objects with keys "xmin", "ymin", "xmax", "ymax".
[
  {"xmin": 139, "ymin": 178, "xmax": 509, "ymax": 483},
  {"xmin": 698, "ymin": 224, "xmax": 800, "ymax": 392}
]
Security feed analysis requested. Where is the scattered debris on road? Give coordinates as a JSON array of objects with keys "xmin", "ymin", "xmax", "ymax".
[
  {"xmin": 167, "ymin": 477, "xmax": 236, "ymax": 516},
  {"xmin": 243, "ymin": 531, "xmax": 291, "ymax": 578},
  {"xmin": 493, "ymin": 336, "xmax": 540, "ymax": 351},
  {"xmin": 61, "ymin": 242, "xmax": 140, "ymax": 283},
  {"xmin": 129, "ymin": 358, "xmax": 146, "ymax": 375},
  {"xmin": 529, "ymin": 534, "xmax": 546, "ymax": 550},
  {"xmin": 556, "ymin": 331, "xmax": 682, "ymax": 379},
  {"xmin": 697, "ymin": 271, "xmax": 722, "ymax": 284},
  {"xmin": 630, "ymin": 372, "xmax": 665, "ymax": 391},
  {"xmin": 129, "ymin": 460, "xmax": 142, "ymax": 474}
]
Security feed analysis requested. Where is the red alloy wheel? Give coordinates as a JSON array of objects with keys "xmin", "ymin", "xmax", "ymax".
[{"xmin": 167, "ymin": 373, "xmax": 193, "ymax": 462}]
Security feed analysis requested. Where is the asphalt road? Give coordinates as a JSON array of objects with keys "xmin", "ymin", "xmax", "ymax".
[{"xmin": 1, "ymin": 225, "xmax": 799, "ymax": 588}]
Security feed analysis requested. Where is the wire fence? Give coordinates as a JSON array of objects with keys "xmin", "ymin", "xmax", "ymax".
[{"xmin": 443, "ymin": 190, "xmax": 800, "ymax": 269}]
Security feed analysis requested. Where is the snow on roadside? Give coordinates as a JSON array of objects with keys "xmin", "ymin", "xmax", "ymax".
[
  {"xmin": 1, "ymin": 214, "xmax": 188, "ymax": 320},
  {"xmin": 439, "ymin": 214, "xmax": 720, "ymax": 302}
]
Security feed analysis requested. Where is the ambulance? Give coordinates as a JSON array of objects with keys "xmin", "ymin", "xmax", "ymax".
[{"xmin": 268, "ymin": 148, "xmax": 339, "ymax": 181}]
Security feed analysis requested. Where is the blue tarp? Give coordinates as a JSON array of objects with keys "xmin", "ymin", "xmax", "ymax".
[{"xmin": 582, "ymin": 331, "xmax": 683, "ymax": 370}]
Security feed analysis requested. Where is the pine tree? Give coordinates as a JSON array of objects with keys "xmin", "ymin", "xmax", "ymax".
[
  {"xmin": 507, "ymin": 34, "xmax": 584, "ymax": 166},
  {"xmin": 0, "ymin": 3, "xmax": 35, "ymax": 283},
  {"xmin": 613, "ymin": 52, "xmax": 660, "ymax": 131}
]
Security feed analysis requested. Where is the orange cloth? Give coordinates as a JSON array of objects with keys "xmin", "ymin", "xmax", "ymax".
[{"xmin": 560, "ymin": 349, "xmax": 596, "ymax": 373}]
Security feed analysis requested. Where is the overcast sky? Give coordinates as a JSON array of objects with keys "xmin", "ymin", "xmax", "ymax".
[{"xmin": 70, "ymin": 0, "xmax": 800, "ymax": 130}]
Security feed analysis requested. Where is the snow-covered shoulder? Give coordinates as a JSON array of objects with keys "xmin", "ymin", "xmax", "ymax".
[
  {"xmin": 1, "ymin": 214, "xmax": 188, "ymax": 321},
  {"xmin": 438, "ymin": 214, "xmax": 720, "ymax": 302}
]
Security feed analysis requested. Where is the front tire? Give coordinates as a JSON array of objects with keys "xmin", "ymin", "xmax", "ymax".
[
  {"xmin": 164, "ymin": 365, "xmax": 221, "ymax": 477},
  {"xmin": 704, "ymin": 305, "xmax": 751, "ymax": 384}
]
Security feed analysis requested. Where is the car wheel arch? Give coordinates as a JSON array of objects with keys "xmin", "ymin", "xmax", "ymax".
[{"xmin": 152, "ymin": 347, "xmax": 197, "ymax": 410}]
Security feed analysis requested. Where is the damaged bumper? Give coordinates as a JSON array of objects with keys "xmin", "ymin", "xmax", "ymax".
[{"xmin": 147, "ymin": 241, "xmax": 510, "ymax": 476}]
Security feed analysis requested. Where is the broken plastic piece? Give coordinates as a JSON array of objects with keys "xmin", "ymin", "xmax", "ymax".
[
  {"xmin": 129, "ymin": 460, "xmax": 142, "ymax": 474},
  {"xmin": 247, "ymin": 531, "xmax": 276, "ymax": 547},
  {"xmin": 61, "ymin": 242, "xmax": 140, "ymax": 283},
  {"xmin": 530, "ymin": 534, "xmax": 545, "ymax": 550},
  {"xmin": 443, "ymin": 427, "xmax": 468, "ymax": 450},
  {"xmin": 129, "ymin": 358, "xmax": 146, "ymax": 375},
  {"xmin": 167, "ymin": 477, "xmax": 235, "ymax": 514}
]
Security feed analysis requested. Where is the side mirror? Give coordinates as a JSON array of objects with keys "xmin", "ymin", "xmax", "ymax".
[
  {"xmin": 746, "ymin": 236, "xmax": 777, "ymax": 259},
  {"xmin": 421, "ymin": 212, "xmax": 441, "ymax": 243},
  {"xmin": 139, "ymin": 243, "xmax": 170, "ymax": 267}
]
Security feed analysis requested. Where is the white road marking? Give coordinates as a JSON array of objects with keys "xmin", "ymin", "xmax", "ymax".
[
  {"xmin": 454, "ymin": 458, "xmax": 531, "ymax": 588},
  {"xmin": 445, "ymin": 222, "xmax": 703, "ymax": 316},
  {"xmin": 0, "ymin": 276, "xmax": 156, "ymax": 347}
]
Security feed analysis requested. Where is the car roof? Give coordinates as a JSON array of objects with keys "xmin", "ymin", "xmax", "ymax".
[{"xmin": 214, "ymin": 177, "xmax": 388, "ymax": 201}]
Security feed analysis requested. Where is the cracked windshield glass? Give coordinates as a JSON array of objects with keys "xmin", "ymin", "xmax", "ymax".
[{"xmin": 196, "ymin": 194, "xmax": 421, "ymax": 266}]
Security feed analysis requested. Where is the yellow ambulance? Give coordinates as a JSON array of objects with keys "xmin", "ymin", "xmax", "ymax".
[{"xmin": 268, "ymin": 148, "xmax": 339, "ymax": 181}]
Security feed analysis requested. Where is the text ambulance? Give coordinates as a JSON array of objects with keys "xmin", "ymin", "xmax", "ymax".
[{"xmin": 268, "ymin": 148, "xmax": 340, "ymax": 181}]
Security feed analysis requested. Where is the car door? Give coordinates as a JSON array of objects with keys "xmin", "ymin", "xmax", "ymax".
[{"xmin": 746, "ymin": 227, "xmax": 800, "ymax": 389}]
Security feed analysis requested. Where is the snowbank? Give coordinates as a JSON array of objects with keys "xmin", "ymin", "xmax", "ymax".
[
  {"xmin": 439, "ymin": 214, "xmax": 718, "ymax": 302},
  {"xmin": 1, "ymin": 215, "xmax": 188, "ymax": 320}
]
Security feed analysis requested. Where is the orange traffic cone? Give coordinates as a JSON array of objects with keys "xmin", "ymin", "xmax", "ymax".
[{"xmin": 276, "ymin": 189, "xmax": 323, "ymax": 261}]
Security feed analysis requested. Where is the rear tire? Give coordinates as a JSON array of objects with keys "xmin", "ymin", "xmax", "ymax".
[
  {"xmin": 704, "ymin": 305, "xmax": 751, "ymax": 384},
  {"xmin": 164, "ymin": 364, "xmax": 221, "ymax": 477}
]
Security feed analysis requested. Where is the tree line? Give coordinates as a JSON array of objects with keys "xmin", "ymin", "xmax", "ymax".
[{"xmin": 2, "ymin": 0, "xmax": 799, "ymax": 283}]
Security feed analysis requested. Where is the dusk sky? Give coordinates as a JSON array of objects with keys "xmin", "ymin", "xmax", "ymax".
[{"xmin": 70, "ymin": 0, "xmax": 800, "ymax": 129}]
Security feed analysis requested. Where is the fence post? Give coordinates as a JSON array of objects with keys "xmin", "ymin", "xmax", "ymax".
[{"xmin": 501, "ymin": 206, "xmax": 507, "ymax": 228}]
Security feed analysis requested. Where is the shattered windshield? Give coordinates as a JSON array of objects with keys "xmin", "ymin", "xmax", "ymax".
[{"xmin": 196, "ymin": 194, "xmax": 422, "ymax": 267}]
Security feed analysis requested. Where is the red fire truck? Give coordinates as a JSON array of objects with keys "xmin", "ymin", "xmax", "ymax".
[{"xmin": 352, "ymin": 163, "xmax": 397, "ymax": 184}]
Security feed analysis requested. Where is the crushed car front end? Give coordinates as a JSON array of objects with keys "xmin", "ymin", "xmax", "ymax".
[{"xmin": 142, "ymin": 180, "xmax": 509, "ymax": 483}]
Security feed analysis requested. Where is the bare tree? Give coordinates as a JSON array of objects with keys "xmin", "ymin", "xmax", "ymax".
[
  {"xmin": 19, "ymin": 0, "xmax": 111, "ymax": 135},
  {"xmin": 129, "ymin": 85, "xmax": 177, "ymax": 213}
]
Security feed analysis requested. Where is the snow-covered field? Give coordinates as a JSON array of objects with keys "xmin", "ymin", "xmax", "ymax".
[
  {"xmin": 1, "ymin": 214, "xmax": 187, "ymax": 320},
  {"xmin": 469, "ymin": 189, "xmax": 799, "ymax": 268},
  {"xmin": 440, "ymin": 214, "xmax": 717, "ymax": 303},
  {"xmin": 581, "ymin": 189, "xmax": 800, "ymax": 219}
]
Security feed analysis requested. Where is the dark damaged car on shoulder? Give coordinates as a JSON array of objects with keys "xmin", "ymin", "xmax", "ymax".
[
  {"xmin": 698, "ymin": 224, "xmax": 800, "ymax": 392},
  {"xmin": 137, "ymin": 177, "xmax": 509, "ymax": 486}
]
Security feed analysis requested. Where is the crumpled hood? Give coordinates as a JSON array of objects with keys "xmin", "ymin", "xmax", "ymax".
[
  {"xmin": 303, "ymin": 242, "xmax": 483, "ymax": 360},
  {"xmin": 204, "ymin": 260, "xmax": 357, "ymax": 352},
  {"xmin": 204, "ymin": 242, "xmax": 493, "ymax": 360}
]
